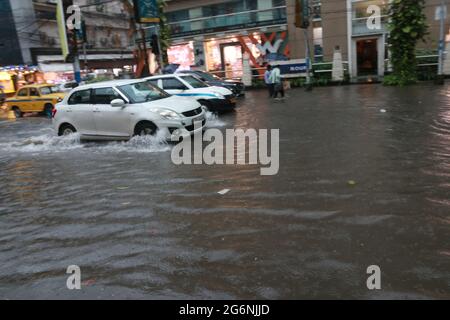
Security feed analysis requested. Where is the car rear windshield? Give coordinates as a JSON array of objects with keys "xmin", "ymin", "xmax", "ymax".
[
  {"xmin": 40, "ymin": 86, "xmax": 61, "ymax": 95},
  {"xmin": 181, "ymin": 75, "xmax": 209, "ymax": 89},
  {"xmin": 117, "ymin": 81, "xmax": 170, "ymax": 104}
]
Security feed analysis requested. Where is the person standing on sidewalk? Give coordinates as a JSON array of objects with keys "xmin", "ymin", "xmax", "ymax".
[
  {"xmin": 264, "ymin": 65, "xmax": 274, "ymax": 98},
  {"xmin": 270, "ymin": 65, "xmax": 285, "ymax": 100}
]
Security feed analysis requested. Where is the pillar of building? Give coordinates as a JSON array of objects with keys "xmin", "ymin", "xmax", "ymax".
[
  {"xmin": 332, "ymin": 46, "xmax": 344, "ymax": 81},
  {"xmin": 443, "ymin": 39, "xmax": 450, "ymax": 75},
  {"xmin": 193, "ymin": 38, "xmax": 206, "ymax": 69},
  {"xmin": 242, "ymin": 53, "xmax": 252, "ymax": 87}
]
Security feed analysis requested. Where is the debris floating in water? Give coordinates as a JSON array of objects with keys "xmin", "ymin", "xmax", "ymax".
[
  {"xmin": 380, "ymin": 109, "xmax": 387, "ymax": 113},
  {"xmin": 218, "ymin": 189, "xmax": 231, "ymax": 195},
  {"xmin": 347, "ymin": 180, "xmax": 357, "ymax": 186}
]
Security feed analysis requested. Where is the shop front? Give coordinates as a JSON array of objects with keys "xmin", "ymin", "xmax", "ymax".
[
  {"xmin": 168, "ymin": 29, "xmax": 290, "ymax": 80},
  {"xmin": 0, "ymin": 66, "xmax": 40, "ymax": 98}
]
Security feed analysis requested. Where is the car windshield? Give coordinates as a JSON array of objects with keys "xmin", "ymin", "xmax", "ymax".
[
  {"xmin": 40, "ymin": 86, "xmax": 61, "ymax": 95},
  {"xmin": 197, "ymin": 72, "xmax": 220, "ymax": 81},
  {"xmin": 118, "ymin": 81, "xmax": 170, "ymax": 103},
  {"xmin": 181, "ymin": 75, "xmax": 209, "ymax": 88}
]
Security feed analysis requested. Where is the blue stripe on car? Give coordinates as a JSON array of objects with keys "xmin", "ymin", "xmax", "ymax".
[{"xmin": 175, "ymin": 93, "xmax": 218, "ymax": 98}]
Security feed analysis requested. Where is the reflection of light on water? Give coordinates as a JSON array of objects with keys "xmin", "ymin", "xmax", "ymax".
[
  {"xmin": 427, "ymin": 105, "xmax": 450, "ymax": 209},
  {"xmin": 8, "ymin": 160, "xmax": 41, "ymax": 204}
]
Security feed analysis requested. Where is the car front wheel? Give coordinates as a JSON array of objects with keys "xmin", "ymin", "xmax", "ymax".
[
  {"xmin": 12, "ymin": 107, "xmax": 22, "ymax": 118},
  {"xmin": 134, "ymin": 122, "xmax": 157, "ymax": 136},
  {"xmin": 58, "ymin": 124, "xmax": 77, "ymax": 136}
]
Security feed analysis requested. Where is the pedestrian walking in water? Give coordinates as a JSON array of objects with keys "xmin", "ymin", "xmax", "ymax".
[
  {"xmin": 264, "ymin": 65, "xmax": 274, "ymax": 98},
  {"xmin": 270, "ymin": 65, "xmax": 285, "ymax": 100}
]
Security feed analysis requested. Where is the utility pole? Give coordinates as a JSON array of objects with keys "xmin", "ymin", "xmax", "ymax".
[
  {"xmin": 295, "ymin": 0, "xmax": 313, "ymax": 91},
  {"xmin": 437, "ymin": 0, "xmax": 447, "ymax": 83},
  {"xmin": 156, "ymin": 25, "xmax": 164, "ymax": 74},
  {"xmin": 73, "ymin": 31, "xmax": 81, "ymax": 84}
]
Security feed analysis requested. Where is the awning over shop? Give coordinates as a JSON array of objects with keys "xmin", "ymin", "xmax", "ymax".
[
  {"xmin": 37, "ymin": 54, "xmax": 134, "ymax": 63},
  {"xmin": 37, "ymin": 53, "xmax": 135, "ymax": 70},
  {"xmin": 38, "ymin": 63, "xmax": 74, "ymax": 73}
]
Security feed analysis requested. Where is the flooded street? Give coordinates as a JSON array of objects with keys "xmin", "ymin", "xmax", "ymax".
[{"xmin": 0, "ymin": 84, "xmax": 449, "ymax": 299}]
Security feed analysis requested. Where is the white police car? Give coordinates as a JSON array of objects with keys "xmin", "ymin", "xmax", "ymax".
[{"xmin": 145, "ymin": 74, "xmax": 236, "ymax": 113}]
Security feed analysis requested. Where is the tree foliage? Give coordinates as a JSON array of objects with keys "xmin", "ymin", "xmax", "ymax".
[
  {"xmin": 158, "ymin": 0, "xmax": 171, "ymax": 65},
  {"xmin": 384, "ymin": 0, "xmax": 428, "ymax": 86}
]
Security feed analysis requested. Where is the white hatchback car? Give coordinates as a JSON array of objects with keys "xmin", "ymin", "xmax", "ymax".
[
  {"xmin": 145, "ymin": 74, "xmax": 236, "ymax": 113},
  {"xmin": 53, "ymin": 79, "xmax": 207, "ymax": 141}
]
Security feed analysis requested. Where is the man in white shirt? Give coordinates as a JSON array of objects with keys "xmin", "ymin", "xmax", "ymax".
[
  {"xmin": 264, "ymin": 65, "xmax": 274, "ymax": 98},
  {"xmin": 269, "ymin": 65, "xmax": 284, "ymax": 99}
]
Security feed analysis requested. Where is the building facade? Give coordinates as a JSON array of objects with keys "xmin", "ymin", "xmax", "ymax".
[
  {"xmin": 288, "ymin": 0, "xmax": 450, "ymax": 80},
  {"xmin": 0, "ymin": 0, "xmax": 134, "ymax": 82},
  {"xmin": 165, "ymin": 0, "xmax": 450, "ymax": 81},
  {"xmin": 165, "ymin": 0, "xmax": 290, "ymax": 78}
]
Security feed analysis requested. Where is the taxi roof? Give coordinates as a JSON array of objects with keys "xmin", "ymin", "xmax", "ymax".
[{"xmin": 19, "ymin": 84, "xmax": 57, "ymax": 89}]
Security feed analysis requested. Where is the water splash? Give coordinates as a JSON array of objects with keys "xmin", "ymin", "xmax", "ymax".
[
  {"xmin": 0, "ymin": 130, "xmax": 171, "ymax": 155},
  {"xmin": 1, "ymin": 133, "xmax": 82, "ymax": 153},
  {"xmin": 205, "ymin": 111, "xmax": 226, "ymax": 128}
]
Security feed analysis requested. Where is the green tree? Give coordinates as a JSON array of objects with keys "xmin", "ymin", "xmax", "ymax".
[
  {"xmin": 157, "ymin": 0, "xmax": 171, "ymax": 65},
  {"xmin": 384, "ymin": 0, "xmax": 428, "ymax": 86}
]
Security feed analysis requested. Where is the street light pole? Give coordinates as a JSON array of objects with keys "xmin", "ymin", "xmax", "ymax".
[
  {"xmin": 303, "ymin": 28, "xmax": 313, "ymax": 91},
  {"xmin": 438, "ymin": 0, "xmax": 446, "ymax": 77}
]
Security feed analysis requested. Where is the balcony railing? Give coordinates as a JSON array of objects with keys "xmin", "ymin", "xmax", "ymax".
[
  {"xmin": 352, "ymin": 15, "xmax": 388, "ymax": 36},
  {"xmin": 168, "ymin": 6, "xmax": 287, "ymax": 38}
]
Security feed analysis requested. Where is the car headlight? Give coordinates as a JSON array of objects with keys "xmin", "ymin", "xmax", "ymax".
[
  {"xmin": 57, "ymin": 97, "xmax": 63, "ymax": 103},
  {"xmin": 213, "ymin": 93, "xmax": 224, "ymax": 99},
  {"xmin": 151, "ymin": 108, "xmax": 181, "ymax": 120}
]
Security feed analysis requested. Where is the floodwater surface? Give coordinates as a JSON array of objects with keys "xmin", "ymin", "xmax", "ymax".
[{"xmin": 0, "ymin": 84, "xmax": 449, "ymax": 299}]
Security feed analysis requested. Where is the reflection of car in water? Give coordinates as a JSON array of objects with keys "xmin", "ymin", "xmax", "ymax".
[
  {"xmin": 53, "ymin": 79, "xmax": 206, "ymax": 141},
  {"xmin": 6, "ymin": 84, "xmax": 66, "ymax": 118}
]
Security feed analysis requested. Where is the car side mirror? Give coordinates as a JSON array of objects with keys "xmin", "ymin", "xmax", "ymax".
[{"xmin": 111, "ymin": 99, "xmax": 126, "ymax": 108}]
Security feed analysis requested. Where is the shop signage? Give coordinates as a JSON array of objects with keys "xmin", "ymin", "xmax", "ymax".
[
  {"xmin": 271, "ymin": 59, "xmax": 309, "ymax": 77},
  {"xmin": 133, "ymin": 0, "xmax": 160, "ymax": 24}
]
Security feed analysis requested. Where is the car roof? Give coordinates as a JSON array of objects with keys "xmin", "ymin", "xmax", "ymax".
[
  {"xmin": 73, "ymin": 79, "xmax": 146, "ymax": 91},
  {"xmin": 145, "ymin": 74, "xmax": 193, "ymax": 80},
  {"xmin": 19, "ymin": 84, "xmax": 56, "ymax": 89}
]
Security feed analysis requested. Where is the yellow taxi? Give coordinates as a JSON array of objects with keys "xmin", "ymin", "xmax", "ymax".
[{"xmin": 6, "ymin": 84, "xmax": 66, "ymax": 118}]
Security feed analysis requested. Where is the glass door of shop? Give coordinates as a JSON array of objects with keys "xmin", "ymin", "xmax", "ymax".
[
  {"xmin": 220, "ymin": 43, "xmax": 243, "ymax": 79},
  {"xmin": 356, "ymin": 38, "xmax": 378, "ymax": 76}
]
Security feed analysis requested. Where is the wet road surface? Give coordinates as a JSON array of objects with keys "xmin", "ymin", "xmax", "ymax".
[{"xmin": 0, "ymin": 84, "xmax": 449, "ymax": 299}]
